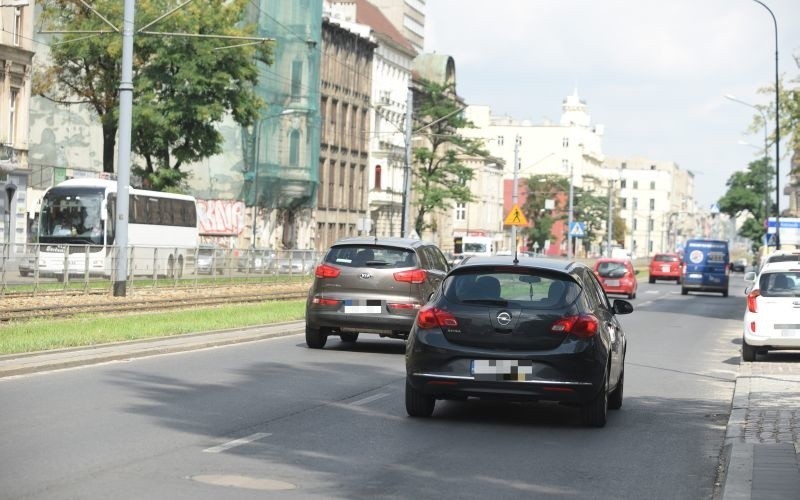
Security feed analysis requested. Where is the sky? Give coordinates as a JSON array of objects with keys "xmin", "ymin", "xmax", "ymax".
[{"xmin": 425, "ymin": 0, "xmax": 800, "ymax": 210}]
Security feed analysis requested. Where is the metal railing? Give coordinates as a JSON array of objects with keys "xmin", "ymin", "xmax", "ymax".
[{"xmin": 0, "ymin": 244, "xmax": 321, "ymax": 295}]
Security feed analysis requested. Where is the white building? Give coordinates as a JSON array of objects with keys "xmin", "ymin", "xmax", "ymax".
[
  {"xmin": 367, "ymin": 0, "xmax": 425, "ymax": 53},
  {"xmin": 328, "ymin": 0, "xmax": 417, "ymax": 238}
]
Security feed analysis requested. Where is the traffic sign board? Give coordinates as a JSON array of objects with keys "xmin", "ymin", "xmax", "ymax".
[
  {"xmin": 504, "ymin": 205, "xmax": 528, "ymax": 226},
  {"xmin": 569, "ymin": 221, "xmax": 585, "ymax": 238}
]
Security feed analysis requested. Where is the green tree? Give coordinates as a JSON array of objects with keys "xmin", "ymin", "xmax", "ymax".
[
  {"xmin": 718, "ymin": 158, "xmax": 774, "ymax": 252},
  {"xmin": 521, "ymin": 174, "xmax": 568, "ymax": 251},
  {"xmin": 572, "ymin": 185, "xmax": 610, "ymax": 255},
  {"xmin": 411, "ymin": 80, "xmax": 488, "ymax": 235},
  {"xmin": 754, "ymin": 58, "xmax": 799, "ymax": 177},
  {"xmin": 35, "ymin": 0, "xmax": 271, "ymax": 190}
]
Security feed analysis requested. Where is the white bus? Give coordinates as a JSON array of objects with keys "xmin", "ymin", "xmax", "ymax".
[{"xmin": 35, "ymin": 178, "xmax": 198, "ymax": 280}]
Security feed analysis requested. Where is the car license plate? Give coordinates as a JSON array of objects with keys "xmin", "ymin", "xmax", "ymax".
[
  {"xmin": 344, "ymin": 299, "xmax": 382, "ymax": 314},
  {"xmin": 472, "ymin": 360, "xmax": 534, "ymax": 381},
  {"xmin": 689, "ymin": 273, "xmax": 702, "ymax": 279},
  {"xmin": 605, "ymin": 279, "xmax": 620, "ymax": 286},
  {"xmin": 780, "ymin": 330, "xmax": 799, "ymax": 337},
  {"xmin": 661, "ymin": 265, "xmax": 670, "ymax": 272}
]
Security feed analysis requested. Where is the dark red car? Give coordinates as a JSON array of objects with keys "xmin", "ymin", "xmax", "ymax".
[
  {"xmin": 593, "ymin": 258, "xmax": 638, "ymax": 299},
  {"xmin": 648, "ymin": 253, "xmax": 682, "ymax": 283}
]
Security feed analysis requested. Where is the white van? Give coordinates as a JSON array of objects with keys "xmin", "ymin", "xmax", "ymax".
[{"xmin": 461, "ymin": 236, "xmax": 494, "ymax": 257}]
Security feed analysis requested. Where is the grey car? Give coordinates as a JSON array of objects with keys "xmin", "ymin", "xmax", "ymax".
[{"xmin": 305, "ymin": 237, "xmax": 450, "ymax": 348}]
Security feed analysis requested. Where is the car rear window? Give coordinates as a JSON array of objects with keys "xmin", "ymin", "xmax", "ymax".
[
  {"xmin": 653, "ymin": 255, "xmax": 678, "ymax": 262},
  {"xmin": 760, "ymin": 272, "xmax": 800, "ymax": 297},
  {"xmin": 325, "ymin": 245, "xmax": 416, "ymax": 268},
  {"xmin": 442, "ymin": 269, "xmax": 580, "ymax": 309},
  {"xmin": 596, "ymin": 262, "xmax": 628, "ymax": 278}
]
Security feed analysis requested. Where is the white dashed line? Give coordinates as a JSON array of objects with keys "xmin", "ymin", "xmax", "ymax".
[
  {"xmin": 203, "ymin": 432, "xmax": 271, "ymax": 453},
  {"xmin": 350, "ymin": 393, "xmax": 389, "ymax": 406}
]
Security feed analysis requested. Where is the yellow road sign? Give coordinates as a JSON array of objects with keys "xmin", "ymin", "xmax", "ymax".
[{"xmin": 504, "ymin": 204, "xmax": 528, "ymax": 226}]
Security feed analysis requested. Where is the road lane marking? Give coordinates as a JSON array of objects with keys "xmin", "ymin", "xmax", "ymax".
[
  {"xmin": 350, "ymin": 393, "xmax": 389, "ymax": 406},
  {"xmin": 203, "ymin": 432, "xmax": 271, "ymax": 453}
]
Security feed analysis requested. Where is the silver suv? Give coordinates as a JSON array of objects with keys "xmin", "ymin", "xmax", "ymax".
[{"xmin": 305, "ymin": 237, "xmax": 450, "ymax": 348}]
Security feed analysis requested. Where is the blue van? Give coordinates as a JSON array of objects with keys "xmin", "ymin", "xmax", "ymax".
[{"xmin": 680, "ymin": 239, "xmax": 730, "ymax": 297}]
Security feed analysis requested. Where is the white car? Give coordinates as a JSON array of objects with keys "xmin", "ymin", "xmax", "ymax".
[{"xmin": 742, "ymin": 260, "xmax": 800, "ymax": 361}]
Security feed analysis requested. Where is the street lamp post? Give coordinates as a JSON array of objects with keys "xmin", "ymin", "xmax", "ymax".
[
  {"xmin": 4, "ymin": 181, "xmax": 16, "ymax": 253},
  {"xmin": 567, "ymin": 161, "xmax": 574, "ymax": 259},
  {"xmin": 511, "ymin": 135, "xmax": 521, "ymax": 253},
  {"xmin": 724, "ymin": 94, "xmax": 770, "ymax": 228},
  {"xmin": 750, "ymin": 0, "xmax": 781, "ymax": 249}
]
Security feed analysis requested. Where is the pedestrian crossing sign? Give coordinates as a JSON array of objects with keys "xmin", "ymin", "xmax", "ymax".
[
  {"xmin": 569, "ymin": 221, "xmax": 585, "ymax": 238},
  {"xmin": 504, "ymin": 205, "xmax": 528, "ymax": 226}
]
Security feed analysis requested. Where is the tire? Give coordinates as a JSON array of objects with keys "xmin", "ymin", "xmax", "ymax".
[
  {"xmin": 339, "ymin": 332, "xmax": 359, "ymax": 343},
  {"xmin": 19, "ymin": 270, "xmax": 29, "ymax": 277},
  {"xmin": 722, "ymin": 290, "xmax": 728, "ymax": 298},
  {"xmin": 405, "ymin": 379, "xmax": 435, "ymax": 417},
  {"xmin": 608, "ymin": 367, "xmax": 624, "ymax": 410},
  {"xmin": 167, "ymin": 257, "xmax": 175, "ymax": 279},
  {"xmin": 742, "ymin": 338, "xmax": 757, "ymax": 362},
  {"xmin": 581, "ymin": 371, "xmax": 608, "ymax": 427},
  {"xmin": 649, "ymin": 277, "xmax": 655, "ymax": 284},
  {"xmin": 681, "ymin": 287, "xmax": 688, "ymax": 295},
  {"xmin": 305, "ymin": 325, "xmax": 328, "ymax": 349},
  {"xmin": 629, "ymin": 292, "xmax": 636, "ymax": 300},
  {"xmin": 176, "ymin": 257, "xmax": 184, "ymax": 278}
]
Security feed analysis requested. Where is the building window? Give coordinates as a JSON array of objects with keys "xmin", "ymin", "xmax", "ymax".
[
  {"xmin": 374, "ymin": 164, "xmax": 381, "ymax": 191},
  {"xmin": 621, "ymin": 198, "xmax": 627, "ymax": 209},
  {"xmin": 289, "ymin": 130, "xmax": 300, "ymax": 167},
  {"xmin": 496, "ymin": 136, "xmax": 504, "ymax": 146},
  {"xmin": 562, "ymin": 159, "xmax": 569, "ymax": 170},
  {"xmin": 455, "ymin": 203, "xmax": 466, "ymax": 221},
  {"xmin": 8, "ymin": 89, "xmax": 17, "ymax": 145},
  {"xmin": 621, "ymin": 162, "xmax": 627, "ymax": 169},
  {"xmin": 562, "ymin": 137, "xmax": 569, "ymax": 147},
  {"xmin": 291, "ymin": 60, "xmax": 302, "ymax": 101},
  {"xmin": 649, "ymin": 198, "xmax": 655, "ymax": 210},
  {"xmin": 632, "ymin": 197, "xmax": 638, "ymax": 210},
  {"xmin": 633, "ymin": 180, "xmax": 639, "ymax": 189},
  {"xmin": 13, "ymin": 8, "xmax": 21, "ymax": 46},
  {"xmin": 650, "ymin": 181, "xmax": 656, "ymax": 190},
  {"xmin": 649, "ymin": 218, "xmax": 654, "ymax": 231},
  {"xmin": 620, "ymin": 179, "xmax": 626, "ymax": 188},
  {"xmin": 633, "ymin": 218, "xmax": 638, "ymax": 231}
]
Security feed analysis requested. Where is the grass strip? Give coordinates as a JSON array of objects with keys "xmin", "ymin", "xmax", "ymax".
[{"xmin": 0, "ymin": 299, "xmax": 306, "ymax": 355}]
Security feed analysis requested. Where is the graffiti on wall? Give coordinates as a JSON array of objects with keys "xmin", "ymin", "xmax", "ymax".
[{"xmin": 197, "ymin": 199, "xmax": 246, "ymax": 236}]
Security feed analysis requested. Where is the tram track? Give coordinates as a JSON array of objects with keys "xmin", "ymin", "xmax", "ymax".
[{"xmin": 0, "ymin": 283, "xmax": 311, "ymax": 323}]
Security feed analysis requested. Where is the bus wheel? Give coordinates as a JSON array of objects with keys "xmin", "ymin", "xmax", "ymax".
[
  {"xmin": 167, "ymin": 256, "xmax": 175, "ymax": 278},
  {"xmin": 176, "ymin": 257, "xmax": 184, "ymax": 278}
]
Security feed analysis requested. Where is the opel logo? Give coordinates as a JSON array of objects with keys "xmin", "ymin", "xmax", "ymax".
[
  {"xmin": 359, "ymin": 272, "xmax": 372, "ymax": 279},
  {"xmin": 497, "ymin": 311, "xmax": 512, "ymax": 326}
]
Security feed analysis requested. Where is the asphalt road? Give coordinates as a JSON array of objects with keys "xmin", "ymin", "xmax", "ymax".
[{"xmin": 0, "ymin": 276, "xmax": 749, "ymax": 499}]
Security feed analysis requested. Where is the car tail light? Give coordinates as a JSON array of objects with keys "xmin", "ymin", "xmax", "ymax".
[
  {"xmin": 750, "ymin": 321, "xmax": 756, "ymax": 333},
  {"xmin": 550, "ymin": 314, "xmax": 599, "ymax": 339},
  {"xmin": 416, "ymin": 306, "xmax": 458, "ymax": 329},
  {"xmin": 747, "ymin": 289, "xmax": 760, "ymax": 313},
  {"xmin": 312, "ymin": 297, "xmax": 341, "ymax": 306},
  {"xmin": 387, "ymin": 302, "xmax": 420, "ymax": 312},
  {"xmin": 394, "ymin": 268, "xmax": 427, "ymax": 284},
  {"xmin": 314, "ymin": 264, "xmax": 341, "ymax": 279}
]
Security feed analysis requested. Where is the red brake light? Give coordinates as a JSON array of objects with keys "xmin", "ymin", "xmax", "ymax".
[
  {"xmin": 394, "ymin": 268, "xmax": 427, "ymax": 284},
  {"xmin": 550, "ymin": 314, "xmax": 599, "ymax": 338},
  {"xmin": 747, "ymin": 289, "xmax": 760, "ymax": 313},
  {"xmin": 417, "ymin": 306, "xmax": 458, "ymax": 329},
  {"xmin": 315, "ymin": 264, "xmax": 341, "ymax": 279}
]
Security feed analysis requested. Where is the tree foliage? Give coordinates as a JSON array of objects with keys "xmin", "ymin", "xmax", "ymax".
[
  {"xmin": 411, "ymin": 80, "xmax": 489, "ymax": 235},
  {"xmin": 718, "ymin": 158, "xmax": 774, "ymax": 252},
  {"xmin": 35, "ymin": 0, "xmax": 272, "ymax": 191},
  {"xmin": 521, "ymin": 174, "xmax": 625, "ymax": 254},
  {"xmin": 754, "ymin": 56, "xmax": 800, "ymax": 177}
]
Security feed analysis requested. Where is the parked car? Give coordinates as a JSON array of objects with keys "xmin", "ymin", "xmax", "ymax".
[
  {"xmin": 742, "ymin": 260, "xmax": 800, "ymax": 361},
  {"xmin": 594, "ymin": 258, "xmax": 638, "ymax": 299},
  {"xmin": 271, "ymin": 250, "xmax": 317, "ymax": 275},
  {"xmin": 17, "ymin": 252, "xmax": 35, "ymax": 277},
  {"xmin": 405, "ymin": 255, "xmax": 633, "ymax": 427},
  {"xmin": 305, "ymin": 237, "xmax": 449, "ymax": 348},
  {"xmin": 196, "ymin": 245, "xmax": 226, "ymax": 275},
  {"xmin": 731, "ymin": 258, "xmax": 748, "ymax": 273},
  {"xmin": 648, "ymin": 253, "xmax": 681, "ymax": 283},
  {"xmin": 236, "ymin": 249, "xmax": 276, "ymax": 273}
]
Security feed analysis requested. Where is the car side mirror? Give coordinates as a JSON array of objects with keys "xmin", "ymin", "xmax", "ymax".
[
  {"xmin": 743, "ymin": 271, "xmax": 756, "ymax": 282},
  {"xmin": 612, "ymin": 299, "xmax": 634, "ymax": 315}
]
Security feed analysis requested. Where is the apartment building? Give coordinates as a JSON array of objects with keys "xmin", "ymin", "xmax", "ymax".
[
  {"xmin": 315, "ymin": 17, "xmax": 376, "ymax": 251},
  {"xmin": 0, "ymin": 0, "xmax": 34, "ymax": 255},
  {"xmin": 367, "ymin": 0, "xmax": 425, "ymax": 53}
]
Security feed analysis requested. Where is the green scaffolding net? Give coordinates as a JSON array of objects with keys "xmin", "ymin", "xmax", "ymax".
[{"xmin": 240, "ymin": 0, "xmax": 321, "ymax": 210}]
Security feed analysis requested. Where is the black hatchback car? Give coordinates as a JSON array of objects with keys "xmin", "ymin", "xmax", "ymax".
[
  {"xmin": 305, "ymin": 237, "xmax": 449, "ymax": 348},
  {"xmin": 405, "ymin": 255, "xmax": 633, "ymax": 427}
]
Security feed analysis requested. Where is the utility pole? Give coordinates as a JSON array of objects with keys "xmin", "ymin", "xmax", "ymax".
[
  {"xmin": 606, "ymin": 179, "xmax": 613, "ymax": 256},
  {"xmin": 401, "ymin": 86, "xmax": 413, "ymax": 238},
  {"xmin": 511, "ymin": 135, "xmax": 521, "ymax": 253},
  {"xmin": 567, "ymin": 162, "xmax": 574, "ymax": 259},
  {"xmin": 113, "ymin": 0, "xmax": 135, "ymax": 297}
]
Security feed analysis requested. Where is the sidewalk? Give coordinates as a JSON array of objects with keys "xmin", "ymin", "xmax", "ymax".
[
  {"xmin": 722, "ymin": 360, "xmax": 800, "ymax": 499},
  {"xmin": 1, "ymin": 324, "xmax": 798, "ymax": 499}
]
